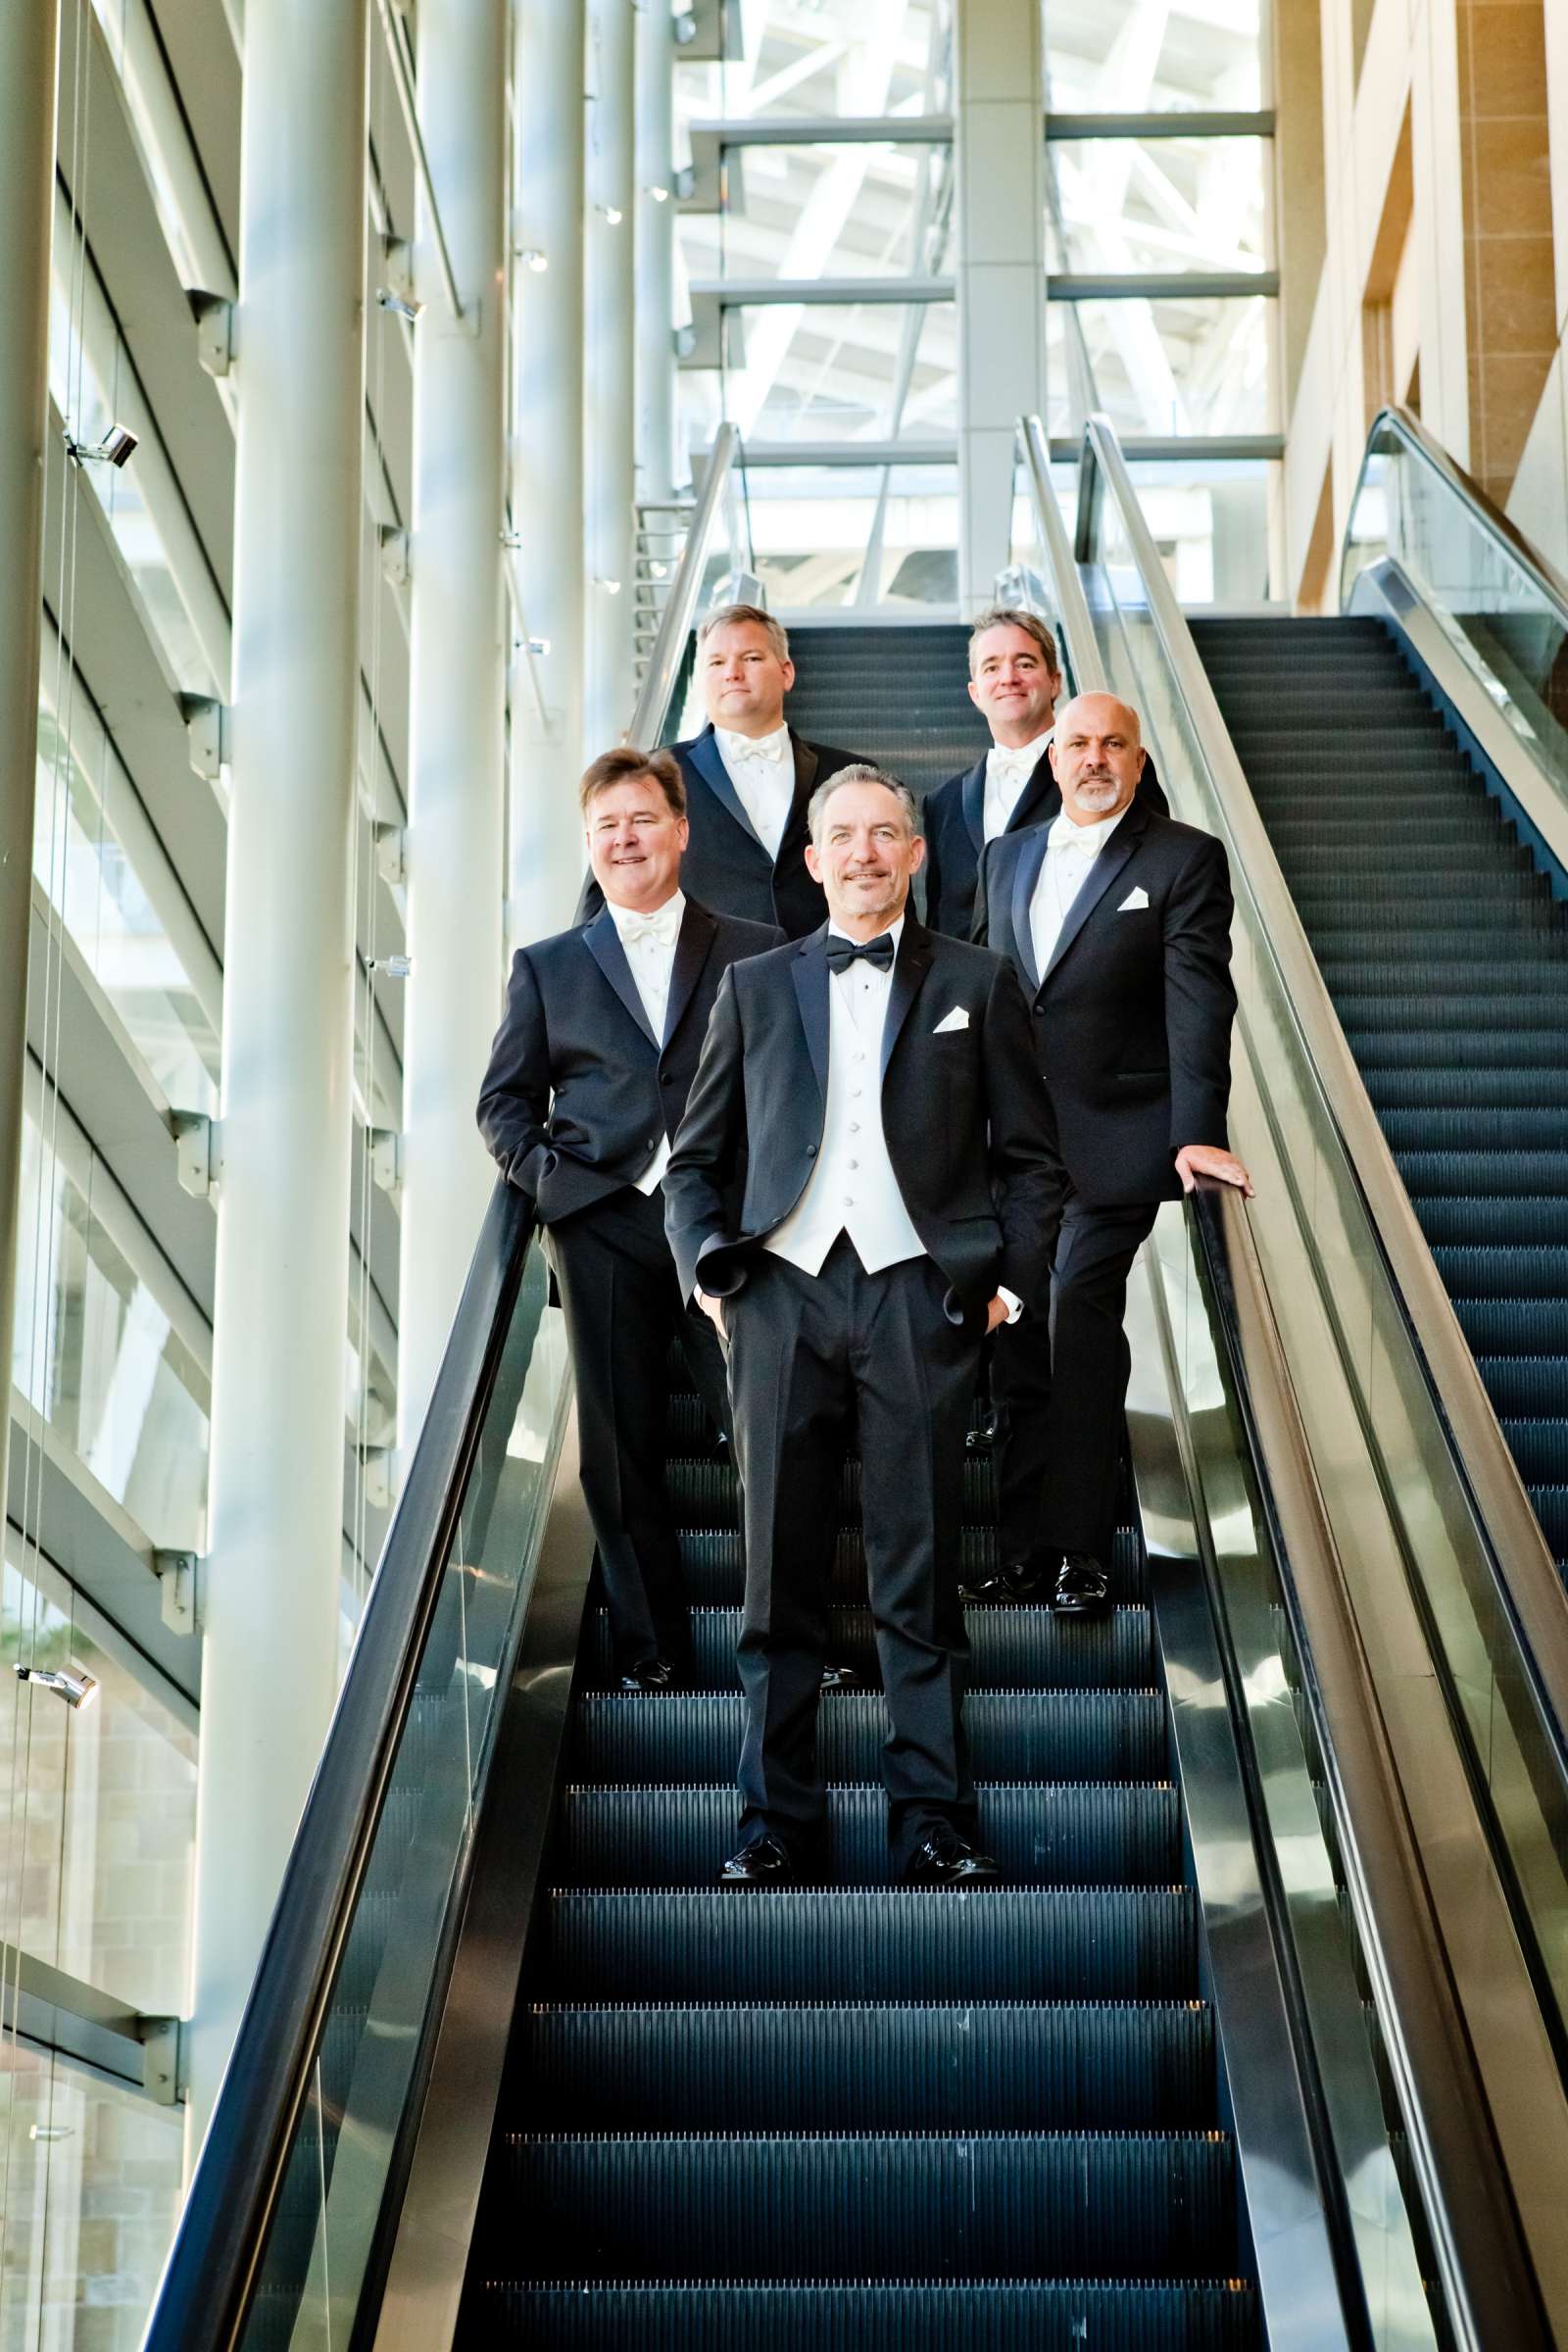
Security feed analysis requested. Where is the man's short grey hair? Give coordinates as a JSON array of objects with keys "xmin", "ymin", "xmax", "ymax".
[
  {"xmin": 807, "ymin": 762, "xmax": 921, "ymax": 844},
  {"xmin": 696, "ymin": 601, "xmax": 790, "ymax": 663},
  {"xmin": 966, "ymin": 605, "xmax": 1059, "ymax": 677}
]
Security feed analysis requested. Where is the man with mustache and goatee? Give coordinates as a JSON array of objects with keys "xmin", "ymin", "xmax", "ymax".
[{"xmin": 971, "ymin": 694, "xmax": 1250, "ymax": 1616}]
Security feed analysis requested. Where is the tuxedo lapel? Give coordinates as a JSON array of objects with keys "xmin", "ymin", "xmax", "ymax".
[
  {"xmin": 688, "ymin": 727, "xmax": 764, "ymax": 850},
  {"xmin": 790, "ymin": 928, "xmax": 832, "ymax": 1102},
  {"xmin": 958, "ymin": 757, "xmax": 987, "ymax": 856},
  {"xmin": 881, "ymin": 917, "xmax": 934, "ymax": 1077},
  {"xmin": 1006, "ymin": 747, "xmax": 1058, "ymax": 835},
  {"xmin": 1042, "ymin": 805, "xmax": 1149, "ymax": 985},
  {"xmin": 662, "ymin": 901, "xmax": 716, "ymax": 1048},
  {"xmin": 1010, "ymin": 829, "xmax": 1050, "ymax": 994},
  {"xmin": 582, "ymin": 908, "xmax": 659, "ymax": 1047},
  {"xmin": 777, "ymin": 732, "xmax": 819, "ymax": 866}
]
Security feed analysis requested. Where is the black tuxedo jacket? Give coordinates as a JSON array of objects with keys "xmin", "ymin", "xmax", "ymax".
[
  {"xmin": 476, "ymin": 898, "xmax": 781, "ymax": 1224},
  {"xmin": 973, "ymin": 799, "xmax": 1235, "ymax": 1208},
  {"xmin": 923, "ymin": 743, "xmax": 1167, "ymax": 939},
  {"xmin": 577, "ymin": 725, "xmax": 864, "ymax": 939},
  {"xmin": 663, "ymin": 915, "xmax": 1060, "ymax": 1332}
]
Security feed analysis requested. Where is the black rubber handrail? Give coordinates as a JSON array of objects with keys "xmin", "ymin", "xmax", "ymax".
[
  {"xmin": 143, "ymin": 1177, "xmax": 534, "ymax": 2352},
  {"xmin": 1344, "ymin": 403, "xmax": 1568, "ymax": 629}
]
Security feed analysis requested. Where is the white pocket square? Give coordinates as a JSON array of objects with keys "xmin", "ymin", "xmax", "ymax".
[
  {"xmin": 1118, "ymin": 886, "xmax": 1150, "ymax": 911},
  {"xmin": 932, "ymin": 1006, "xmax": 969, "ymax": 1034}
]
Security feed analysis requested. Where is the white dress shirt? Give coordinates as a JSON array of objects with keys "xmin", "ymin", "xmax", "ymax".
[
  {"xmin": 1029, "ymin": 806, "xmax": 1128, "ymax": 981},
  {"xmin": 764, "ymin": 917, "xmax": 926, "ymax": 1277},
  {"xmin": 607, "ymin": 891, "xmax": 684, "ymax": 1193},
  {"xmin": 983, "ymin": 728, "xmax": 1053, "ymax": 843},
  {"xmin": 714, "ymin": 722, "xmax": 794, "ymax": 859}
]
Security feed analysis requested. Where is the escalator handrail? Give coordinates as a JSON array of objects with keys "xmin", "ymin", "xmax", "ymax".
[
  {"xmin": 1343, "ymin": 402, "xmax": 1568, "ymax": 628},
  {"xmin": 629, "ymin": 418, "xmax": 745, "ymax": 748},
  {"xmin": 1014, "ymin": 413, "xmax": 1106, "ymax": 697},
  {"xmin": 1071, "ymin": 405, "xmax": 1568, "ymax": 1751},
  {"xmin": 144, "ymin": 1178, "xmax": 535, "ymax": 2352},
  {"xmin": 1191, "ymin": 1179, "xmax": 1552, "ymax": 2352}
]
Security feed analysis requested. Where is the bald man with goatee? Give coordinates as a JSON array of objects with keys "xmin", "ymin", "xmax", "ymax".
[{"xmin": 971, "ymin": 694, "xmax": 1250, "ymax": 1613}]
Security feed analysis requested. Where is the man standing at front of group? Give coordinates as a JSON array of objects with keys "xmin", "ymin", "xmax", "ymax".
[
  {"xmin": 580, "ymin": 604, "xmax": 869, "ymax": 938},
  {"xmin": 478, "ymin": 747, "xmax": 779, "ymax": 1690},
  {"xmin": 972, "ymin": 694, "xmax": 1249, "ymax": 1614},
  {"xmin": 665, "ymin": 767, "xmax": 1058, "ymax": 1887}
]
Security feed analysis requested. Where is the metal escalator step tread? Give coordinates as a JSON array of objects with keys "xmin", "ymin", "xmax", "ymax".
[
  {"xmin": 1453, "ymin": 1298, "xmax": 1568, "ymax": 1351},
  {"xmin": 519, "ymin": 2000, "xmax": 1214, "ymax": 2132},
  {"xmin": 1298, "ymin": 906, "xmax": 1568, "ymax": 937},
  {"xmin": 581, "ymin": 1604, "xmax": 1156, "ymax": 1691},
  {"xmin": 478, "ymin": 2278, "xmax": 1257, "ymax": 2348},
  {"xmin": 1364, "ymin": 1058, "xmax": 1568, "ymax": 1096},
  {"xmin": 1319, "ymin": 956, "xmax": 1568, "ymax": 992},
  {"xmin": 1349, "ymin": 1030, "xmax": 1568, "ymax": 1067},
  {"xmin": 490, "ymin": 2131, "xmax": 1236, "ymax": 2279},
  {"xmin": 1277, "ymin": 846, "xmax": 1534, "ymax": 876},
  {"xmin": 1433, "ymin": 1247, "xmax": 1568, "ymax": 1297},
  {"xmin": 570, "ymin": 1688, "xmax": 1165, "ymax": 1784},
  {"xmin": 1528, "ymin": 1486, "xmax": 1568, "ymax": 1560},
  {"xmin": 557, "ymin": 1783, "xmax": 1180, "ymax": 1888},
  {"xmin": 1336, "ymin": 994, "xmax": 1568, "ymax": 1027},
  {"xmin": 672, "ymin": 1525, "xmax": 1147, "ymax": 1604},
  {"xmin": 1395, "ymin": 1151, "xmax": 1568, "ymax": 1189},
  {"xmin": 1378, "ymin": 1110, "xmax": 1568, "ymax": 1149},
  {"xmin": 547, "ymin": 1886, "xmax": 1195, "ymax": 2001},
  {"xmin": 1498, "ymin": 1420, "xmax": 1568, "ymax": 1481},
  {"xmin": 1409, "ymin": 1197, "xmax": 1568, "ymax": 1247},
  {"xmin": 1474, "ymin": 1358, "xmax": 1568, "ymax": 1414},
  {"xmin": 663, "ymin": 1455, "xmax": 999, "ymax": 1526}
]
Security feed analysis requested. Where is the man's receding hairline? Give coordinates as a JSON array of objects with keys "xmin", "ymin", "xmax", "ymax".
[{"xmin": 1055, "ymin": 692, "xmax": 1142, "ymax": 744}]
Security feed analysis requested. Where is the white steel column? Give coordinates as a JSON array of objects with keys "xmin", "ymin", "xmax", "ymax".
[
  {"xmin": 510, "ymin": 0, "xmax": 588, "ymax": 950},
  {"xmin": 955, "ymin": 0, "xmax": 1047, "ymax": 611},
  {"xmin": 635, "ymin": 0, "xmax": 679, "ymax": 505},
  {"xmin": 585, "ymin": 0, "xmax": 637, "ymax": 754},
  {"xmin": 186, "ymin": 0, "xmax": 368, "ymax": 2150},
  {"xmin": 0, "ymin": 0, "xmax": 60, "ymax": 1562},
  {"xmin": 396, "ymin": 0, "xmax": 510, "ymax": 1460}
]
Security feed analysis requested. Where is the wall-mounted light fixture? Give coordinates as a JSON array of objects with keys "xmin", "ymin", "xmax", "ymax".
[
  {"xmin": 15, "ymin": 1663, "xmax": 99, "ymax": 1711},
  {"xmin": 65, "ymin": 422, "xmax": 137, "ymax": 469}
]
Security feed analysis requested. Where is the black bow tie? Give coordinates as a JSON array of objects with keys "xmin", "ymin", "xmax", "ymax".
[{"xmin": 826, "ymin": 932, "xmax": 896, "ymax": 975}]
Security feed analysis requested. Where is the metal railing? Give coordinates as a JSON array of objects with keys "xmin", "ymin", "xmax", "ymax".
[{"xmin": 627, "ymin": 419, "xmax": 756, "ymax": 748}]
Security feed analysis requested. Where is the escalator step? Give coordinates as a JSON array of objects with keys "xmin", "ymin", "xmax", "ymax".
[
  {"xmin": 493, "ymin": 2130, "xmax": 1235, "ymax": 2279},
  {"xmin": 1379, "ymin": 1110, "xmax": 1568, "ymax": 1150},
  {"xmin": 1499, "ymin": 1420, "xmax": 1568, "ymax": 1481},
  {"xmin": 558, "ymin": 1783, "xmax": 1180, "ymax": 1887},
  {"xmin": 1531, "ymin": 1487, "xmax": 1568, "ymax": 1558},
  {"xmin": 1453, "ymin": 1298, "xmax": 1568, "ymax": 1351},
  {"xmin": 1474, "ymin": 1358, "xmax": 1568, "ymax": 1414},
  {"xmin": 1405, "ymin": 1197, "xmax": 1568, "ymax": 1248},
  {"xmin": 582, "ymin": 1605, "xmax": 1156, "ymax": 1691},
  {"xmin": 571, "ymin": 1688, "xmax": 1165, "ymax": 1784},
  {"xmin": 664, "ymin": 1456, "xmax": 999, "ymax": 1527},
  {"xmin": 673, "ymin": 1526, "xmax": 1146, "ymax": 1603},
  {"xmin": 1300, "ymin": 906, "xmax": 1566, "ymax": 937},
  {"xmin": 1375, "ymin": 1070, "xmax": 1568, "ymax": 1108},
  {"xmin": 520, "ymin": 1999, "xmax": 1213, "ymax": 2131},
  {"xmin": 484, "ymin": 2278, "xmax": 1257, "ymax": 2348},
  {"xmin": 1278, "ymin": 845, "xmax": 1534, "ymax": 878},
  {"xmin": 1337, "ymin": 994, "xmax": 1568, "ymax": 1029},
  {"xmin": 1349, "ymin": 1031, "xmax": 1566, "ymax": 1070},
  {"xmin": 547, "ymin": 1886, "xmax": 1195, "ymax": 2000},
  {"xmin": 1433, "ymin": 1247, "xmax": 1568, "ymax": 1297},
  {"xmin": 1395, "ymin": 1152, "xmax": 1568, "ymax": 1193}
]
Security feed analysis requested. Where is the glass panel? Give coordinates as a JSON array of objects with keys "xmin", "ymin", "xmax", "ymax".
[
  {"xmin": 13, "ymin": 1110, "xmax": 211, "ymax": 1552},
  {"xmin": 1343, "ymin": 416, "xmax": 1568, "ymax": 806},
  {"xmin": 1059, "ymin": 293, "xmax": 1274, "ymax": 437},
  {"xmin": 34, "ymin": 695, "xmax": 220, "ymax": 1116},
  {"xmin": 1083, "ymin": 454, "xmax": 1568, "ymax": 2069},
  {"xmin": 679, "ymin": 142, "xmax": 955, "ymax": 284},
  {"xmin": 2, "ymin": 1533, "xmax": 197, "ymax": 2015},
  {"xmin": 721, "ymin": 301, "xmax": 956, "ymax": 444},
  {"xmin": 0, "ymin": 2042, "xmax": 185, "ymax": 2352},
  {"xmin": 746, "ymin": 462, "xmax": 958, "ymax": 610},
  {"xmin": 1119, "ymin": 458, "xmax": 1274, "ymax": 607},
  {"xmin": 234, "ymin": 1238, "xmax": 570, "ymax": 2348},
  {"xmin": 676, "ymin": 2, "xmax": 952, "ymax": 124},
  {"xmin": 1044, "ymin": 0, "xmax": 1264, "ymax": 114},
  {"xmin": 1050, "ymin": 136, "xmax": 1268, "ymax": 275}
]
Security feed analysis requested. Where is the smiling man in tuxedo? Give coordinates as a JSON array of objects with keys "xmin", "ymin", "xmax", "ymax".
[
  {"xmin": 664, "ymin": 766, "xmax": 1058, "ymax": 1888},
  {"xmin": 922, "ymin": 608, "xmax": 1167, "ymax": 941},
  {"xmin": 579, "ymin": 605, "xmax": 868, "ymax": 939},
  {"xmin": 478, "ymin": 746, "xmax": 780, "ymax": 1690},
  {"xmin": 972, "ymin": 693, "xmax": 1249, "ymax": 1614}
]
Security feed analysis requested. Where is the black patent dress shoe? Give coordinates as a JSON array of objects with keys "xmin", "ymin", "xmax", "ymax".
[
  {"xmin": 957, "ymin": 1555, "xmax": 1047, "ymax": 1604},
  {"xmin": 903, "ymin": 1827, "xmax": 1002, "ymax": 1888},
  {"xmin": 719, "ymin": 1833, "xmax": 799, "ymax": 1887},
  {"xmin": 820, "ymin": 1662, "xmax": 858, "ymax": 1690},
  {"xmin": 965, "ymin": 1402, "xmax": 1003, "ymax": 1451},
  {"xmin": 618, "ymin": 1656, "xmax": 678, "ymax": 1691},
  {"xmin": 1049, "ymin": 1551, "xmax": 1110, "ymax": 1614}
]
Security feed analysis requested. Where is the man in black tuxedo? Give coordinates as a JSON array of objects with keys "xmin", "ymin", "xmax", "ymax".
[
  {"xmin": 972, "ymin": 693, "xmax": 1249, "ymax": 1613},
  {"xmin": 664, "ymin": 767, "xmax": 1058, "ymax": 1888},
  {"xmin": 578, "ymin": 604, "xmax": 865, "ymax": 937},
  {"xmin": 478, "ymin": 746, "xmax": 779, "ymax": 1688},
  {"xmin": 922, "ymin": 607, "xmax": 1167, "ymax": 939}
]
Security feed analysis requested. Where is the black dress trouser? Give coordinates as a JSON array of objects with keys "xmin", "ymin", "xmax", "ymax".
[
  {"xmin": 546, "ymin": 1184, "xmax": 730, "ymax": 1671},
  {"xmin": 724, "ymin": 1233, "xmax": 981, "ymax": 1869},
  {"xmin": 1033, "ymin": 1198, "xmax": 1159, "ymax": 1569}
]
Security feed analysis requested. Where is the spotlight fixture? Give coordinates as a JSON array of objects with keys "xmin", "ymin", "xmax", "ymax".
[
  {"xmin": 377, "ymin": 288, "xmax": 422, "ymax": 323},
  {"xmin": 518, "ymin": 635, "xmax": 552, "ymax": 657},
  {"xmin": 598, "ymin": 205, "xmax": 624, "ymax": 226},
  {"xmin": 598, "ymin": 578, "xmax": 622, "ymax": 596},
  {"xmin": 66, "ymin": 422, "xmax": 137, "ymax": 469},
  {"xmin": 516, "ymin": 247, "xmax": 549, "ymax": 272},
  {"xmin": 14, "ymin": 1663, "xmax": 99, "ymax": 1711},
  {"xmin": 647, "ymin": 184, "xmax": 670, "ymax": 204}
]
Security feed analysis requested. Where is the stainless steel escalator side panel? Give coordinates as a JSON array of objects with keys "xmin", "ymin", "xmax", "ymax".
[
  {"xmin": 1125, "ymin": 1220, "xmax": 1429, "ymax": 2352},
  {"xmin": 370, "ymin": 1403, "xmax": 597, "ymax": 2352}
]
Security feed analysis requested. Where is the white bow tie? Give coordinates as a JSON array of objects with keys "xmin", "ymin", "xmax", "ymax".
[
  {"xmin": 991, "ymin": 746, "xmax": 1037, "ymax": 779},
  {"xmin": 720, "ymin": 729, "xmax": 785, "ymax": 764},
  {"xmin": 1050, "ymin": 814, "xmax": 1105, "ymax": 855},
  {"xmin": 619, "ymin": 906, "xmax": 681, "ymax": 950}
]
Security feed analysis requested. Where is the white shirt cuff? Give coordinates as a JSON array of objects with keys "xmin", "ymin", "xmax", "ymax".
[{"xmin": 997, "ymin": 1286, "xmax": 1022, "ymax": 1324}]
